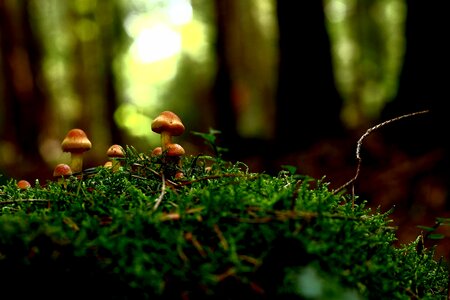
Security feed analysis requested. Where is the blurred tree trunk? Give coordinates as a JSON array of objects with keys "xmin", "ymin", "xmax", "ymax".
[
  {"xmin": 274, "ymin": 1, "xmax": 344, "ymax": 154},
  {"xmin": 211, "ymin": 0, "xmax": 241, "ymax": 153},
  {"xmin": 381, "ymin": 0, "xmax": 450, "ymax": 154},
  {"xmin": 377, "ymin": 0, "xmax": 450, "ymax": 241},
  {"xmin": 0, "ymin": 0, "xmax": 48, "ymax": 179},
  {"xmin": 67, "ymin": 1, "xmax": 126, "ymax": 165},
  {"xmin": 98, "ymin": 2, "xmax": 126, "ymax": 148},
  {"xmin": 211, "ymin": 0, "xmax": 284, "ymax": 166},
  {"xmin": 0, "ymin": 0, "xmax": 127, "ymax": 180}
]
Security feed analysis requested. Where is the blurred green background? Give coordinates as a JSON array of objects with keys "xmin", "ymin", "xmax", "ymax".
[
  {"xmin": 1, "ymin": 0, "xmax": 449, "ymax": 252},
  {"xmin": 0, "ymin": 0, "xmax": 409, "ymax": 177}
]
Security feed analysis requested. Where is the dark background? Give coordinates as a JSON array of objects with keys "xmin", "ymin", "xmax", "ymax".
[{"xmin": 1, "ymin": 0, "xmax": 449, "ymax": 258}]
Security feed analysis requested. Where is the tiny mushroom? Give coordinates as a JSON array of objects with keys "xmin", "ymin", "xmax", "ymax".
[
  {"xmin": 53, "ymin": 163, "xmax": 73, "ymax": 185},
  {"xmin": 166, "ymin": 143, "xmax": 185, "ymax": 178},
  {"xmin": 151, "ymin": 147, "xmax": 163, "ymax": 157},
  {"xmin": 17, "ymin": 180, "xmax": 31, "ymax": 190},
  {"xmin": 106, "ymin": 144, "xmax": 125, "ymax": 171},
  {"xmin": 61, "ymin": 128, "xmax": 92, "ymax": 173},
  {"xmin": 174, "ymin": 171, "xmax": 184, "ymax": 179},
  {"xmin": 151, "ymin": 111, "xmax": 185, "ymax": 151},
  {"xmin": 166, "ymin": 143, "xmax": 185, "ymax": 157}
]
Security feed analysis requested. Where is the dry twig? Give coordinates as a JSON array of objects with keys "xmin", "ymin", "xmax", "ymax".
[
  {"xmin": 332, "ymin": 109, "xmax": 430, "ymax": 202},
  {"xmin": 153, "ymin": 173, "xmax": 166, "ymax": 211}
]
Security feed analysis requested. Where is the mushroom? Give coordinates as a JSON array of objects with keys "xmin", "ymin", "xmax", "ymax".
[
  {"xmin": 151, "ymin": 147, "xmax": 163, "ymax": 157},
  {"xmin": 174, "ymin": 171, "xmax": 184, "ymax": 179},
  {"xmin": 17, "ymin": 180, "xmax": 31, "ymax": 190},
  {"xmin": 151, "ymin": 111, "xmax": 185, "ymax": 151},
  {"xmin": 166, "ymin": 143, "xmax": 185, "ymax": 157},
  {"xmin": 61, "ymin": 128, "xmax": 92, "ymax": 173},
  {"xmin": 53, "ymin": 163, "xmax": 73, "ymax": 186},
  {"xmin": 106, "ymin": 144, "xmax": 125, "ymax": 172},
  {"xmin": 166, "ymin": 143, "xmax": 185, "ymax": 178}
]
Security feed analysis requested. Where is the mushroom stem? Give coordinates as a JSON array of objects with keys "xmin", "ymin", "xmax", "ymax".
[
  {"xmin": 111, "ymin": 160, "xmax": 121, "ymax": 172},
  {"xmin": 70, "ymin": 152, "xmax": 84, "ymax": 173},
  {"xmin": 160, "ymin": 131, "xmax": 172, "ymax": 151}
]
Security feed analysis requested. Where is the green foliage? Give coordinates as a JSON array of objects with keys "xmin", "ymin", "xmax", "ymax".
[
  {"xmin": 191, "ymin": 128, "xmax": 228, "ymax": 157},
  {"xmin": 0, "ymin": 143, "xmax": 448, "ymax": 299}
]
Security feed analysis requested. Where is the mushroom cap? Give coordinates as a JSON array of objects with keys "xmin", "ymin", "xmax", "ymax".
[
  {"xmin": 17, "ymin": 180, "xmax": 31, "ymax": 189},
  {"xmin": 106, "ymin": 144, "xmax": 125, "ymax": 158},
  {"xmin": 166, "ymin": 143, "xmax": 185, "ymax": 156},
  {"xmin": 151, "ymin": 111, "xmax": 185, "ymax": 136},
  {"xmin": 151, "ymin": 147, "xmax": 163, "ymax": 156},
  {"xmin": 53, "ymin": 163, "xmax": 73, "ymax": 177},
  {"xmin": 61, "ymin": 128, "xmax": 92, "ymax": 153}
]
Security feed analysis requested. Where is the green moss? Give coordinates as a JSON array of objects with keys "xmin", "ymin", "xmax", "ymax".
[{"xmin": 0, "ymin": 144, "xmax": 448, "ymax": 299}]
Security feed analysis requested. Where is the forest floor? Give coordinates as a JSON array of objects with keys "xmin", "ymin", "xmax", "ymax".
[
  {"xmin": 4, "ymin": 119, "xmax": 449, "ymax": 262},
  {"xmin": 239, "ymin": 128, "xmax": 450, "ymax": 262}
]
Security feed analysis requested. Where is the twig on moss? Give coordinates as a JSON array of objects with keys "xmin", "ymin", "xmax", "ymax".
[
  {"xmin": 153, "ymin": 173, "xmax": 166, "ymax": 211},
  {"xmin": 291, "ymin": 180, "xmax": 303, "ymax": 211},
  {"xmin": 0, "ymin": 199, "xmax": 51, "ymax": 205},
  {"xmin": 233, "ymin": 209, "xmax": 361, "ymax": 223},
  {"xmin": 213, "ymin": 224, "xmax": 229, "ymax": 250},
  {"xmin": 176, "ymin": 173, "xmax": 259, "ymax": 186},
  {"xmin": 332, "ymin": 109, "xmax": 430, "ymax": 201},
  {"xmin": 132, "ymin": 163, "xmax": 179, "ymax": 187}
]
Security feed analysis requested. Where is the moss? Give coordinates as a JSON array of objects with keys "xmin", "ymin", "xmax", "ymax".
[{"xmin": 0, "ymin": 142, "xmax": 448, "ymax": 299}]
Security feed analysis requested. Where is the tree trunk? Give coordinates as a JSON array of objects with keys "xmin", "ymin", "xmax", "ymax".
[
  {"xmin": 274, "ymin": 1, "xmax": 344, "ymax": 154},
  {"xmin": 0, "ymin": 0, "xmax": 48, "ymax": 179},
  {"xmin": 381, "ymin": 0, "xmax": 450, "ymax": 154},
  {"xmin": 211, "ymin": 0, "xmax": 279, "ymax": 163},
  {"xmin": 211, "ymin": 0, "xmax": 240, "ymax": 153}
]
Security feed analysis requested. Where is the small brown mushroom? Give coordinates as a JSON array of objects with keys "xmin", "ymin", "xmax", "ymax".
[
  {"xmin": 61, "ymin": 128, "xmax": 92, "ymax": 173},
  {"xmin": 106, "ymin": 144, "xmax": 125, "ymax": 158},
  {"xmin": 53, "ymin": 163, "xmax": 73, "ymax": 185},
  {"xmin": 53, "ymin": 163, "xmax": 73, "ymax": 189},
  {"xmin": 166, "ymin": 143, "xmax": 185, "ymax": 157},
  {"xmin": 151, "ymin": 147, "xmax": 163, "ymax": 157},
  {"xmin": 106, "ymin": 144, "xmax": 125, "ymax": 171},
  {"xmin": 17, "ymin": 180, "xmax": 31, "ymax": 190},
  {"xmin": 151, "ymin": 111, "xmax": 185, "ymax": 151},
  {"xmin": 166, "ymin": 143, "xmax": 185, "ymax": 178}
]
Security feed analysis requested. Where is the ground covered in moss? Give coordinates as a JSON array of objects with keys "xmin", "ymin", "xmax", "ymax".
[{"xmin": 0, "ymin": 143, "xmax": 448, "ymax": 299}]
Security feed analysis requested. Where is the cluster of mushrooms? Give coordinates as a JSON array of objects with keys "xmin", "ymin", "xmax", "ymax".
[
  {"xmin": 51, "ymin": 129, "xmax": 126, "ymax": 185},
  {"xmin": 150, "ymin": 111, "xmax": 186, "ymax": 178},
  {"xmin": 16, "ymin": 110, "xmax": 186, "ymax": 189}
]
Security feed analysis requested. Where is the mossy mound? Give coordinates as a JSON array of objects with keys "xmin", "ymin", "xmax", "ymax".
[{"xmin": 0, "ymin": 146, "xmax": 447, "ymax": 299}]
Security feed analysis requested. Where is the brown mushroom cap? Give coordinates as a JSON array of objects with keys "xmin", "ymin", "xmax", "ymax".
[
  {"xmin": 17, "ymin": 180, "xmax": 31, "ymax": 189},
  {"xmin": 106, "ymin": 144, "xmax": 125, "ymax": 158},
  {"xmin": 151, "ymin": 111, "xmax": 185, "ymax": 136},
  {"xmin": 53, "ymin": 163, "xmax": 73, "ymax": 177},
  {"xmin": 166, "ymin": 143, "xmax": 185, "ymax": 156},
  {"xmin": 151, "ymin": 147, "xmax": 163, "ymax": 156},
  {"xmin": 61, "ymin": 129, "xmax": 92, "ymax": 153}
]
